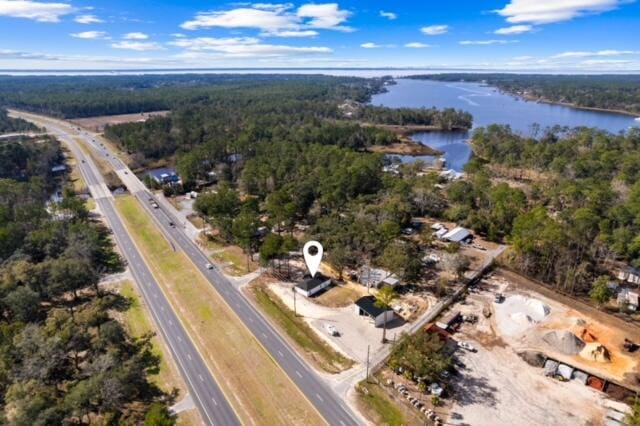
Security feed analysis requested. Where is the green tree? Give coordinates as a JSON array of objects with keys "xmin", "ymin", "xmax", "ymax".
[
  {"xmin": 589, "ymin": 275, "xmax": 611, "ymax": 306},
  {"xmin": 232, "ymin": 210, "xmax": 258, "ymax": 272},
  {"xmin": 374, "ymin": 285, "xmax": 398, "ymax": 343},
  {"xmin": 144, "ymin": 403, "xmax": 176, "ymax": 426}
]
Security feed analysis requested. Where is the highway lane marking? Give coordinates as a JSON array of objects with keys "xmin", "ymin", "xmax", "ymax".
[
  {"xmin": 211, "ymin": 397, "xmax": 218, "ymax": 406},
  {"xmin": 340, "ymin": 421, "xmax": 346, "ymax": 426},
  {"xmin": 187, "ymin": 353, "xmax": 192, "ymax": 360},
  {"xmin": 316, "ymin": 393, "xmax": 324, "ymax": 403},
  {"xmin": 278, "ymin": 350, "xmax": 284, "ymax": 357},
  {"xmin": 295, "ymin": 370, "xmax": 302, "ymax": 378},
  {"xmin": 261, "ymin": 332, "xmax": 267, "ymax": 339},
  {"xmin": 199, "ymin": 374, "xmax": 204, "ymax": 382}
]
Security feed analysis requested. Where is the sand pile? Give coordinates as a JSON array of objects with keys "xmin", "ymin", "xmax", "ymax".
[
  {"xmin": 495, "ymin": 295, "xmax": 551, "ymax": 336},
  {"xmin": 543, "ymin": 331, "xmax": 585, "ymax": 355},
  {"xmin": 580, "ymin": 342, "xmax": 611, "ymax": 363},
  {"xmin": 580, "ymin": 328, "xmax": 598, "ymax": 343}
]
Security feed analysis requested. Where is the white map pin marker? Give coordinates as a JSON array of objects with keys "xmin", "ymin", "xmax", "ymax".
[{"xmin": 303, "ymin": 240, "xmax": 323, "ymax": 278}]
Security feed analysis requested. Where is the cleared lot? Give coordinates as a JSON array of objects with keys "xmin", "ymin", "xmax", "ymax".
[
  {"xmin": 70, "ymin": 111, "xmax": 170, "ymax": 131},
  {"xmin": 444, "ymin": 281, "xmax": 612, "ymax": 425},
  {"xmin": 116, "ymin": 195, "xmax": 325, "ymax": 426}
]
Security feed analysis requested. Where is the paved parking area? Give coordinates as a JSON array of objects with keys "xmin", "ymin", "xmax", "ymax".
[{"xmin": 270, "ymin": 282, "xmax": 410, "ymax": 363}]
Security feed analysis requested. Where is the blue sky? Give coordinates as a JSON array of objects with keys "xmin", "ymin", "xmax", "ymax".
[{"xmin": 0, "ymin": 0, "xmax": 639, "ymax": 70}]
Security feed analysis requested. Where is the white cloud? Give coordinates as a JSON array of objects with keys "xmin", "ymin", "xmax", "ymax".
[
  {"xmin": 494, "ymin": 24, "xmax": 532, "ymax": 34},
  {"xmin": 70, "ymin": 30, "xmax": 107, "ymax": 39},
  {"xmin": 0, "ymin": 0, "xmax": 73, "ymax": 22},
  {"xmin": 261, "ymin": 29, "xmax": 318, "ymax": 37},
  {"xmin": 581, "ymin": 59, "xmax": 634, "ymax": 65},
  {"xmin": 297, "ymin": 3, "xmax": 352, "ymax": 31},
  {"xmin": 123, "ymin": 32, "xmax": 149, "ymax": 40},
  {"xmin": 360, "ymin": 42, "xmax": 396, "ymax": 49},
  {"xmin": 459, "ymin": 39, "xmax": 518, "ymax": 45},
  {"xmin": 170, "ymin": 37, "xmax": 261, "ymax": 50},
  {"xmin": 181, "ymin": 3, "xmax": 352, "ymax": 32},
  {"xmin": 74, "ymin": 14, "xmax": 102, "ymax": 24},
  {"xmin": 405, "ymin": 42, "xmax": 430, "ymax": 48},
  {"xmin": 171, "ymin": 33, "xmax": 186, "ymax": 38},
  {"xmin": 552, "ymin": 49, "xmax": 639, "ymax": 58},
  {"xmin": 421, "ymin": 24, "xmax": 448, "ymax": 35},
  {"xmin": 181, "ymin": 7, "xmax": 296, "ymax": 31},
  {"xmin": 111, "ymin": 41, "xmax": 164, "ymax": 51},
  {"xmin": 496, "ymin": 0, "xmax": 626, "ymax": 25},
  {"xmin": 380, "ymin": 10, "xmax": 397, "ymax": 20},
  {"xmin": 169, "ymin": 36, "xmax": 331, "ymax": 58}
]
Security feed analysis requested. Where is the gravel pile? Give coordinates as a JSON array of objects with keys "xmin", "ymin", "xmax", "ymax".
[
  {"xmin": 495, "ymin": 295, "xmax": 551, "ymax": 336},
  {"xmin": 543, "ymin": 330, "xmax": 586, "ymax": 355}
]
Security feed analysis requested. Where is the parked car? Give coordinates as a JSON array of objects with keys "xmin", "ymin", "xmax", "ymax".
[
  {"xmin": 325, "ymin": 324, "xmax": 339, "ymax": 336},
  {"xmin": 458, "ymin": 341, "xmax": 477, "ymax": 352},
  {"xmin": 428, "ymin": 383, "xmax": 444, "ymax": 396},
  {"xmin": 494, "ymin": 293, "xmax": 505, "ymax": 303}
]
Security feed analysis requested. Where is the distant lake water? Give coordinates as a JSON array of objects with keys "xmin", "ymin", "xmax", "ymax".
[{"xmin": 371, "ymin": 79, "xmax": 639, "ymax": 171}]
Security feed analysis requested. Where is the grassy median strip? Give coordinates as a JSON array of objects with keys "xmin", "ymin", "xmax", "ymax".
[
  {"xmin": 115, "ymin": 195, "xmax": 324, "ymax": 426},
  {"xmin": 120, "ymin": 281, "xmax": 200, "ymax": 426},
  {"xmin": 252, "ymin": 286, "xmax": 354, "ymax": 374},
  {"xmin": 120, "ymin": 281, "xmax": 173, "ymax": 388}
]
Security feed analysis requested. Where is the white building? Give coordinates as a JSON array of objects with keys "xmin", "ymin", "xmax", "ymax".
[
  {"xmin": 354, "ymin": 296, "xmax": 395, "ymax": 327},
  {"xmin": 358, "ymin": 266, "xmax": 400, "ymax": 289},
  {"xmin": 295, "ymin": 274, "xmax": 331, "ymax": 297},
  {"xmin": 441, "ymin": 226, "xmax": 472, "ymax": 243}
]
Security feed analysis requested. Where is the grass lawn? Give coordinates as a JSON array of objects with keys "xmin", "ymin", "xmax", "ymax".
[
  {"xmin": 120, "ymin": 281, "xmax": 200, "ymax": 426},
  {"xmin": 115, "ymin": 195, "xmax": 324, "ymax": 425},
  {"xmin": 356, "ymin": 379, "xmax": 416, "ymax": 426},
  {"xmin": 252, "ymin": 286, "xmax": 354, "ymax": 374},
  {"xmin": 211, "ymin": 247, "xmax": 251, "ymax": 276},
  {"xmin": 315, "ymin": 283, "xmax": 365, "ymax": 308}
]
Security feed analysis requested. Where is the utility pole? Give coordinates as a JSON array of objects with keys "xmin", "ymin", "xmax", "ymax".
[
  {"xmin": 365, "ymin": 345, "xmax": 370, "ymax": 382},
  {"xmin": 293, "ymin": 286, "xmax": 297, "ymax": 317}
]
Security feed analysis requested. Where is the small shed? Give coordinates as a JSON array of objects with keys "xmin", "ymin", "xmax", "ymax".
[
  {"xmin": 358, "ymin": 267, "xmax": 400, "ymax": 289},
  {"xmin": 442, "ymin": 227, "xmax": 472, "ymax": 243},
  {"xmin": 557, "ymin": 364, "xmax": 574, "ymax": 381},
  {"xmin": 295, "ymin": 274, "xmax": 331, "ymax": 298},
  {"xmin": 436, "ymin": 311, "xmax": 461, "ymax": 331},
  {"xmin": 572, "ymin": 370, "xmax": 588, "ymax": 385},
  {"xmin": 616, "ymin": 267, "xmax": 640, "ymax": 285},
  {"xmin": 544, "ymin": 359, "xmax": 559, "ymax": 376},
  {"xmin": 354, "ymin": 296, "xmax": 395, "ymax": 327},
  {"xmin": 51, "ymin": 164, "xmax": 67, "ymax": 174}
]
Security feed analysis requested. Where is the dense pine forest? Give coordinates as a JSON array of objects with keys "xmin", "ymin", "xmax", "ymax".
[
  {"xmin": 452, "ymin": 125, "xmax": 640, "ymax": 294},
  {"xmin": 4, "ymin": 73, "xmax": 639, "ymax": 301},
  {"xmin": 0, "ymin": 136, "xmax": 173, "ymax": 424},
  {"xmin": 0, "ymin": 108, "xmax": 37, "ymax": 133},
  {"xmin": 409, "ymin": 74, "xmax": 640, "ymax": 115}
]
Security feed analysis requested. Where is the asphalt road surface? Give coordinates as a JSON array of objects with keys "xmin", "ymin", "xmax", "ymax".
[
  {"xmin": 19, "ymin": 114, "xmax": 239, "ymax": 426},
  {"xmin": 18, "ymin": 111, "xmax": 362, "ymax": 426}
]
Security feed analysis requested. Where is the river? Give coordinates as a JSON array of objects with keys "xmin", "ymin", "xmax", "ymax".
[{"xmin": 371, "ymin": 79, "xmax": 640, "ymax": 171}]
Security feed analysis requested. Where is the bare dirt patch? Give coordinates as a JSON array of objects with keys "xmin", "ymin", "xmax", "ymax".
[{"xmin": 70, "ymin": 111, "xmax": 170, "ymax": 132}]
